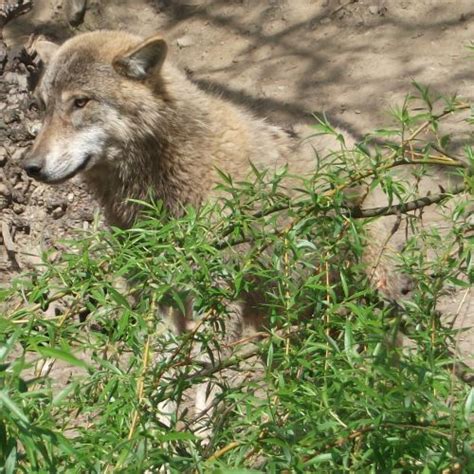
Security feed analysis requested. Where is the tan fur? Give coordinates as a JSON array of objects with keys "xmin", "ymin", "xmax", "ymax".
[
  {"xmin": 24, "ymin": 30, "xmax": 357, "ymax": 328},
  {"xmin": 25, "ymin": 31, "xmax": 339, "ymax": 228},
  {"xmin": 32, "ymin": 30, "xmax": 397, "ymax": 324}
]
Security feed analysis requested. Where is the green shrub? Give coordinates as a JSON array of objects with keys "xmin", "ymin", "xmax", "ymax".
[{"xmin": 1, "ymin": 87, "xmax": 472, "ymax": 472}]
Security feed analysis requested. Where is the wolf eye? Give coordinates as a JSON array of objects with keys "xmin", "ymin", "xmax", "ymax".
[{"xmin": 73, "ymin": 97, "xmax": 90, "ymax": 109}]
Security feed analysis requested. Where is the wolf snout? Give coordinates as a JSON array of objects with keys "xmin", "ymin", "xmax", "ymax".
[{"xmin": 22, "ymin": 156, "xmax": 45, "ymax": 180}]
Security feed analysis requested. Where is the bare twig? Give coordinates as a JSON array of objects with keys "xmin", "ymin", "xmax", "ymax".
[
  {"xmin": 206, "ymin": 441, "xmax": 240, "ymax": 462},
  {"xmin": 346, "ymin": 183, "xmax": 466, "ymax": 219}
]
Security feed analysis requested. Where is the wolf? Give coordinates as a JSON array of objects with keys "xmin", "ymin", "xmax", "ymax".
[
  {"xmin": 22, "ymin": 30, "xmax": 394, "ymax": 434},
  {"xmin": 22, "ymin": 30, "xmax": 358, "ymax": 325}
]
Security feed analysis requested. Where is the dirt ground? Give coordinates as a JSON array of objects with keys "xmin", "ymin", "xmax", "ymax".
[{"xmin": 0, "ymin": 0, "xmax": 472, "ymax": 369}]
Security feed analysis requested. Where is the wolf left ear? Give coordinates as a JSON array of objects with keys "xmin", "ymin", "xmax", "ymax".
[{"xmin": 113, "ymin": 36, "xmax": 168, "ymax": 80}]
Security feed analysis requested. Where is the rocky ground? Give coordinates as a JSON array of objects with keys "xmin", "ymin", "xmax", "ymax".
[
  {"xmin": 0, "ymin": 0, "xmax": 472, "ymax": 367},
  {"xmin": 0, "ymin": 1, "xmax": 99, "ymax": 280}
]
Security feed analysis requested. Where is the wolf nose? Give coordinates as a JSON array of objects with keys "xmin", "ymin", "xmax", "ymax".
[{"xmin": 23, "ymin": 163, "xmax": 43, "ymax": 178}]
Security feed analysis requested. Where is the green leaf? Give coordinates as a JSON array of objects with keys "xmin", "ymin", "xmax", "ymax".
[
  {"xmin": 52, "ymin": 381, "xmax": 78, "ymax": 406},
  {"xmin": 344, "ymin": 321, "xmax": 359, "ymax": 366},
  {"xmin": 464, "ymin": 388, "xmax": 474, "ymax": 423},
  {"xmin": 0, "ymin": 391, "xmax": 29, "ymax": 426},
  {"xmin": 304, "ymin": 452, "xmax": 333, "ymax": 466},
  {"xmin": 108, "ymin": 286, "xmax": 131, "ymax": 309},
  {"xmin": 4, "ymin": 444, "xmax": 17, "ymax": 474},
  {"xmin": 36, "ymin": 347, "xmax": 89, "ymax": 369},
  {"xmin": 0, "ymin": 334, "xmax": 17, "ymax": 361},
  {"xmin": 156, "ymin": 431, "xmax": 196, "ymax": 441}
]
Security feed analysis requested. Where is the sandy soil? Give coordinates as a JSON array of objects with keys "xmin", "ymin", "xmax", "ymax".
[{"xmin": 1, "ymin": 0, "xmax": 472, "ymax": 369}]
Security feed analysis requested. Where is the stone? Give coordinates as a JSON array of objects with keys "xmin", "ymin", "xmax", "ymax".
[
  {"xmin": 12, "ymin": 203, "xmax": 25, "ymax": 214},
  {"xmin": 176, "ymin": 35, "xmax": 193, "ymax": 49},
  {"xmin": 0, "ymin": 40, "xmax": 7, "ymax": 73},
  {"xmin": 0, "ymin": 182, "xmax": 11, "ymax": 198},
  {"xmin": 8, "ymin": 127, "xmax": 28, "ymax": 142},
  {"xmin": 12, "ymin": 217, "xmax": 30, "ymax": 233},
  {"xmin": 51, "ymin": 206, "xmax": 66, "ymax": 219},
  {"xmin": 11, "ymin": 148, "xmax": 25, "ymax": 162},
  {"xmin": 26, "ymin": 121, "xmax": 41, "ymax": 137},
  {"xmin": 12, "ymin": 183, "xmax": 28, "ymax": 203},
  {"xmin": 46, "ymin": 197, "xmax": 67, "ymax": 213},
  {"xmin": 3, "ymin": 109, "xmax": 20, "ymax": 124},
  {"xmin": 0, "ymin": 196, "xmax": 9, "ymax": 210},
  {"xmin": 15, "ymin": 74, "xmax": 28, "ymax": 92},
  {"xmin": 0, "ymin": 148, "xmax": 7, "ymax": 166}
]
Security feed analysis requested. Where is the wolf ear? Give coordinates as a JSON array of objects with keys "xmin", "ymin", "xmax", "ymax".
[
  {"xmin": 113, "ymin": 36, "xmax": 168, "ymax": 80},
  {"xmin": 26, "ymin": 35, "xmax": 59, "ymax": 65}
]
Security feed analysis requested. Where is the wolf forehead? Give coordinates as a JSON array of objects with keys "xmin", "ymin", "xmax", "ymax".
[{"xmin": 38, "ymin": 31, "xmax": 150, "ymax": 96}]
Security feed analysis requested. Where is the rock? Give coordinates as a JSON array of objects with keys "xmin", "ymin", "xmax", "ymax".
[
  {"xmin": 3, "ymin": 72, "xmax": 17, "ymax": 84},
  {"xmin": 66, "ymin": 0, "xmax": 88, "ymax": 26},
  {"xmin": 176, "ymin": 35, "xmax": 193, "ymax": 49},
  {"xmin": 15, "ymin": 74, "xmax": 28, "ymax": 92},
  {"xmin": 26, "ymin": 121, "xmax": 41, "ymax": 137},
  {"xmin": 0, "ymin": 148, "xmax": 7, "ymax": 167},
  {"xmin": 2, "ymin": 72, "xmax": 28, "ymax": 91},
  {"xmin": 0, "ymin": 40, "xmax": 7, "ymax": 74},
  {"xmin": 12, "ymin": 181, "xmax": 28, "ymax": 203},
  {"xmin": 67, "ymin": 192, "xmax": 75, "ymax": 203},
  {"xmin": 11, "ymin": 148, "xmax": 25, "ymax": 162},
  {"xmin": 0, "ymin": 196, "xmax": 9, "ymax": 210},
  {"xmin": 0, "ymin": 1, "xmax": 33, "ymax": 28},
  {"xmin": 4, "ymin": 109, "xmax": 20, "ymax": 124},
  {"xmin": 0, "ymin": 182, "xmax": 11, "ymax": 198},
  {"xmin": 51, "ymin": 206, "xmax": 66, "ymax": 219},
  {"xmin": 12, "ymin": 217, "xmax": 30, "ymax": 233},
  {"xmin": 368, "ymin": 5, "xmax": 387, "ymax": 16},
  {"xmin": 8, "ymin": 127, "xmax": 28, "ymax": 142},
  {"xmin": 46, "ymin": 197, "xmax": 67, "ymax": 213},
  {"xmin": 12, "ymin": 203, "xmax": 25, "ymax": 214},
  {"xmin": 79, "ymin": 208, "xmax": 94, "ymax": 222}
]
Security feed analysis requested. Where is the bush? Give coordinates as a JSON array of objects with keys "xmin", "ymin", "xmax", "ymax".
[{"xmin": 1, "ymin": 87, "xmax": 472, "ymax": 472}]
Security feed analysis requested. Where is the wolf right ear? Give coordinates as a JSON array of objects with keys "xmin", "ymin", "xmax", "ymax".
[
  {"xmin": 26, "ymin": 35, "xmax": 60, "ymax": 65},
  {"xmin": 113, "ymin": 36, "xmax": 168, "ymax": 80}
]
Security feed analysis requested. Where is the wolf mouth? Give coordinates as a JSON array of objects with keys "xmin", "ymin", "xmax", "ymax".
[{"xmin": 47, "ymin": 154, "xmax": 92, "ymax": 184}]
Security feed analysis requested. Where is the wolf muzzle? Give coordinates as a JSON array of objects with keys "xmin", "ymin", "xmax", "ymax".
[{"xmin": 22, "ymin": 155, "xmax": 45, "ymax": 180}]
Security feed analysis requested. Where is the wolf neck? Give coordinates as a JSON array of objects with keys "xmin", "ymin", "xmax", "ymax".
[{"xmin": 85, "ymin": 126, "xmax": 210, "ymax": 229}]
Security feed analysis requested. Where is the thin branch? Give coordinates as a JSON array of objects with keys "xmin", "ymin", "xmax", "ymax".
[
  {"xmin": 206, "ymin": 441, "xmax": 240, "ymax": 462},
  {"xmin": 346, "ymin": 183, "xmax": 466, "ymax": 219}
]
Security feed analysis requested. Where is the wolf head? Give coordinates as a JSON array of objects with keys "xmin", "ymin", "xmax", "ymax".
[{"xmin": 23, "ymin": 31, "xmax": 169, "ymax": 184}]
